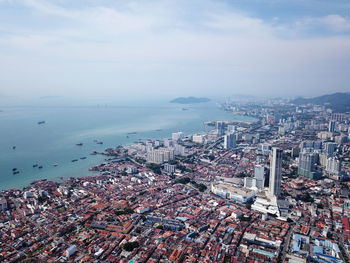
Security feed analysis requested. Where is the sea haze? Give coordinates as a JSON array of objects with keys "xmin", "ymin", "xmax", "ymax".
[{"xmin": 0, "ymin": 99, "xmax": 255, "ymax": 190}]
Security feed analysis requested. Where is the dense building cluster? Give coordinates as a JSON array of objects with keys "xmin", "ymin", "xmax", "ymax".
[{"xmin": 1, "ymin": 99, "xmax": 350, "ymax": 262}]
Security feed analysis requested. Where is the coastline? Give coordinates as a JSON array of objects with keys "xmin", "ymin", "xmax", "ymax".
[{"xmin": 0, "ymin": 102, "xmax": 256, "ymax": 190}]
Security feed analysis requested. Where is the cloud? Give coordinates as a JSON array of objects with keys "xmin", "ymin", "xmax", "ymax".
[
  {"xmin": 296, "ymin": 14, "xmax": 350, "ymax": 33},
  {"xmin": 0, "ymin": 0, "xmax": 349, "ymax": 98}
]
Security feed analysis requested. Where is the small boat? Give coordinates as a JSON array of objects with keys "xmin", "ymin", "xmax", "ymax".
[
  {"xmin": 90, "ymin": 151, "xmax": 97, "ymax": 155},
  {"xmin": 80, "ymin": 157, "xmax": 87, "ymax": 160},
  {"xmin": 38, "ymin": 165, "xmax": 43, "ymax": 169},
  {"xmin": 12, "ymin": 146, "xmax": 16, "ymax": 150},
  {"xmin": 13, "ymin": 171, "xmax": 20, "ymax": 175},
  {"xmin": 72, "ymin": 159, "xmax": 78, "ymax": 162},
  {"xmin": 127, "ymin": 132, "xmax": 137, "ymax": 135},
  {"xmin": 155, "ymin": 129, "xmax": 162, "ymax": 132},
  {"xmin": 76, "ymin": 143, "xmax": 83, "ymax": 146},
  {"xmin": 38, "ymin": 121, "xmax": 45, "ymax": 125},
  {"xmin": 52, "ymin": 163, "xmax": 58, "ymax": 167},
  {"xmin": 12, "ymin": 168, "xmax": 17, "ymax": 171},
  {"xmin": 96, "ymin": 141, "xmax": 103, "ymax": 145},
  {"xmin": 33, "ymin": 164, "xmax": 38, "ymax": 168}
]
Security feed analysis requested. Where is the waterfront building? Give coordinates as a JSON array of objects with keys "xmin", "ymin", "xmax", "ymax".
[
  {"xmin": 0, "ymin": 198, "xmax": 7, "ymax": 211},
  {"xmin": 172, "ymin": 132, "xmax": 184, "ymax": 141},
  {"xmin": 192, "ymin": 134, "xmax": 205, "ymax": 144},
  {"xmin": 216, "ymin": 121, "xmax": 226, "ymax": 136}
]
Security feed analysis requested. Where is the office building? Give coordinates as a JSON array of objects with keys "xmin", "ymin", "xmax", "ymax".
[{"xmin": 269, "ymin": 148, "xmax": 282, "ymax": 197}]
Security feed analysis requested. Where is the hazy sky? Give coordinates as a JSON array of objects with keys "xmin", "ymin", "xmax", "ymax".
[{"xmin": 0, "ymin": 0, "xmax": 350, "ymax": 99}]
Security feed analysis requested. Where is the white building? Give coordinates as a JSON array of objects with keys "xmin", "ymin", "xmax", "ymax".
[
  {"xmin": 172, "ymin": 132, "xmax": 184, "ymax": 141},
  {"xmin": 211, "ymin": 182, "xmax": 255, "ymax": 203},
  {"xmin": 192, "ymin": 134, "xmax": 205, "ymax": 144},
  {"xmin": 65, "ymin": 245, "xmax": 78, "ymax": 258}
]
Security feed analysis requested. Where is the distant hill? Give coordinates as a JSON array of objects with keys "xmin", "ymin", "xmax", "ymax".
[
  {"xmin": 170, "ymin": 96, "xmax": 211, "ymax": 104},
  {"xmin": 292, "ymin": 92, "xmax": 350, "ymax": 113}
]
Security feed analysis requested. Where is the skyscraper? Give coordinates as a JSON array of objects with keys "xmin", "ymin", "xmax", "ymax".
[
  {"xmin": 329, "ymin": 121, "xmax": 336, "ymax": 132},
  {"xmin": 269, "ymin": 147, "xmax": 282, "ymax": 197},
  {"xmin": 224, "ymin": 133, "xmax": 236, "ymax": 149},
  {"xmin": 254, "ymin": 165, "xmax": 265, "ymax": 190}
]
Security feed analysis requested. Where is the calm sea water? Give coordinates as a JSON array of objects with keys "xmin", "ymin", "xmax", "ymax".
[{"xmin": 0, "ymin": 99, "xmax": 255, "ymax": 190}]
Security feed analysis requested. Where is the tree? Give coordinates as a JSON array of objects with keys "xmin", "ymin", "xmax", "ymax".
[{"xmin": 123, "ymin": 241, "xmax": 139, "ymax": 252}]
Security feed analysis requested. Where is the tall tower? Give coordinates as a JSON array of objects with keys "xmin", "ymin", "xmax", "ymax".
[
  {"xmin": 269, "ymin": 147, "xmax": 282, "ymax": 197},
  {"xmin": 224, "ymin": 133, "xmax": 236, "ymax": 149}
]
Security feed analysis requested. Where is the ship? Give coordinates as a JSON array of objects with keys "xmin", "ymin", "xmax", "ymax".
[
  {"xmin": 12, "ymin": 146, "xmax": 16, "ymax": 150},
  {"xmin": 96, "ymin": 141, "xmax": 103, "ymax": 145},
  {"xmin": 76, "ymin": 143, "xmax": 83, "ymax": 146},
  {"xmin": 127, "ymin": 132, "xmax": 137, "ymax": 135},
  {"xmin": 71, "ymin": 159, "xmax": 78, "ymax": 162},
  {"xmin": 12, "ymin": 168, "xmax": 17, "ymax": 171},
  {"xmin": 38, "ymin": 121, "xmax": 45, "ymax": 125},
  {"xmin": 52, "ymin": 163, "xmax": 58, "ymax": 167},
  {"xmin": 33, "ymin": 164, "xmax": 38, "ymax": 168},
  {"xmin": 13, "ymin": 171, "xmax": 19, "ymax": 175},
  {"xmin": 38, "ymin": 165, "xmax": 43, "ymax": 169},
  {"xmin": 80, "ymin": 157, "xmax": 87, "ymax": 160}
]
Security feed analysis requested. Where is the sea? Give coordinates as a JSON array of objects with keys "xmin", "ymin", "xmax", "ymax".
[{"xmin": 0, "ymin": 98, "xmax": 255, "ymax": 190}]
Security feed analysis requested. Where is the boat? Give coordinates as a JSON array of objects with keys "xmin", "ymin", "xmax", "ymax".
[
  {"xmin": 72, "ymin": 159, "xmax": 78, "ymax": 162},
  {"xmin": 38, "ymin": 121, "xmax": 45, "ymax": 125},
  {"xmin": 90, "ymin": 151, "xmax": 97, "ymax": 155},
  {"xmin": 182, "ymin": 108, "xmax": 189, "ymax": 111},
  {"xmin": 13, "ymin": 171, "xmax": 19, "ymax": 175},
  {"xmin": 155, "ymin": 129, "xmax": 162, "ymax": 132},
  {"xmin": 80, "ymin": 157, "xmax": 87, "ymax": 160},
  {"xmin": 76, "ymin": 143, "xmax": 83, "ymax": 146},
  {"xmin": 33, "ymin": 164, "xmax": 38, "ymax": 168},
  {"xmin": 12, "ymin": 146, "xmax": 16, "ymax": 150},
  {"xmin": 38, "ymin": 165, "xmax": 43, "ymax": 169},
  {"xmin": 96, "ymin": 141, "xmax": 103, "ymax": 144},
  {"xmin": 127, "ymin": 132, "xmax": 137, "ymax": 135},
  {"xmin": 52, "ymin": 163, "xmax": 58, "ymax": 167},
  {"xmin": 12, "ymin": 168, "xmax": 17, "ymax": 171}
]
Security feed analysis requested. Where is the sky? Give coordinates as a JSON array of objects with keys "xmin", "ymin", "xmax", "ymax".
[{"xmin": 0, "ymin": 0, "xmax": 350, "ymax": 100}]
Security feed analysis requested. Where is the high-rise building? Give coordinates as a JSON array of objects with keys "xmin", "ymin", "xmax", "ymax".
[
  {"xmin": 254, "ymin": 165, "xmax": 265, "ymax": 190},
  {"xmin": 325, "ymin": 142, "xmax": 337, "ymax": 156},
  {"xmin": 329, "ymin": 121, "xmax": 336, "ymax": 132},
  {"xmin": 216, "ymin": 121, "xmax": 226, "ymax": 136},
  {"xmin": 172, "ymin": 132, "xmax": 184, "ymax": 141},
  {"xmin": 269, "ymin": 147, "xmax": 282, "ymax": 197},
  {"xmin": 298, "ymin": 152, "xmax": 321, "ymax": 179},
  {"xmin": 326, "ymin": 157, "xmax": 341, "ymax": 175},
  {"xmin": 224, "ymin": 133, "xmax": 236, "ymax": 149}
]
